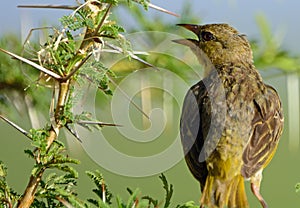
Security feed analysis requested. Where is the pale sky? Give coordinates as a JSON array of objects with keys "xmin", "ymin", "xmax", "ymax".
[{"xmin": 1, "ymin": 0, "xmax": 299, "ymax": 53}]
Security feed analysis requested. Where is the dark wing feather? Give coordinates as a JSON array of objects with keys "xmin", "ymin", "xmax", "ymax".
[
  {"xmin": 242, "ymin": 85, "xmax": 284, "ymax": 178},
  {"xmin": 180, "ymin": 80, "xmax": 209, "ymax": 190}
]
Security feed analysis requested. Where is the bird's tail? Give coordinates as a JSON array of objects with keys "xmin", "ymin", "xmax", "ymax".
[{"xmin": 200, "ymin": 174, "xmax": 249, "ymax": 208}]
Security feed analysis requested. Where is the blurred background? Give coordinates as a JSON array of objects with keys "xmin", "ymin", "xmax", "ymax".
[{"xmin": 0, "ymin": 0, "xmax": 299, "ymax": 207}]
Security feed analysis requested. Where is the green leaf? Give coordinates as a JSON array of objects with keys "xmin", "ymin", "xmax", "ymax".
[
  {"xmin": 0, "ymin": 161, "xmax": 7, "ymax": 178},
  {"xmin": 125, "ymin": 188, "xmax": 139, "ymax": 208},
  {"xmin": 176, "ymin": 201, "xmax": 198, "ymax": 208},
  {"xmin": 99, "ymin": 23, "xmax": 125, "ymax": 39},
  {"xmin": 60, "ymin": 15, "xmax": 86, "ymax": 31},
  {"xmin": 159, "ymin": 173, "xmax": 173, "ymax": 208},
  {"xmin": 141, "ymin": 195, "xmax": 158, "ymax": 207},
  {"xmin": 48, "ymin": 165, "xmax": 79, "ymax": 178},
  {"xmin": 24, "ymin": 149, "xmax": 35, "ymax": 159},
  {"xmin": 87, "ymin": 198, "xmax": 99, "ymax": 206},
  {"xmin": 31, "ymin": 165, "xmax": 42, "ymax": 177},
  {"xmin": 103, "ymin": 0, "xmax": 119, "ymax": 5},
  {"xmin": 97, "ymin": 199, "xmax": 112, "ymax": 208},
  {"xmin": 86, "ymin": 170, "xmax": 113, "ymax": 205},
  {"xmin": 296, "ymin": 183, "xmax": 300, "ymax": 193},
  {"xmin": 126, "ymin": 187, "xmax": 133, "ymax": 195},
  {"xmin": 133, "ymin": 0, "xmax": 150, "ymax": 10},
  {"xmin": 116, "ymin": 195, "xmax": 126, "ymax": 208},
  {"xmin": 79, "ymin": 61, "xmax": 115, "ymax": 95}
]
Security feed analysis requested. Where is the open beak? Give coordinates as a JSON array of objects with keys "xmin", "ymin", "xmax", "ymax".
[
  {"xmin": 176, "ymin": 24, "xmax": 200, "ymax": 34},
  {"xmin": 172, "ymin": 24, "xmax": 200, "ymax": 47}
]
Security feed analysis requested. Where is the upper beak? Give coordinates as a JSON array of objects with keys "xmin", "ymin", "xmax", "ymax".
[
  {"xmin": 172, "ymin": 24, "xmax": 200, "ymax": 47},
  {"xmin": 176, "ymin": 24, "xmax": 200, "ymax": 35}
]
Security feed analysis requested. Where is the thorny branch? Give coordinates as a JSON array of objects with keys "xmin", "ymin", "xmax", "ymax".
[
  {"xmin": 0, "ymin": 1, "xmax": 179, "ymax": 207},
  {"xmin": 16, "ymin": 2, "xmax": 108, "ymax": 207}
]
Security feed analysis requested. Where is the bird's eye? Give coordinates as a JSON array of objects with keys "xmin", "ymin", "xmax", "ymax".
[{"xmin": 201, "ymin": 31, "xmax": 215, "ymax": 41}]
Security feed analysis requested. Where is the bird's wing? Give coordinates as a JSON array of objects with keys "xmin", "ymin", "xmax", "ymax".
[
  {"xmin": 180, "ymin": 80, "xmax": 209, "ymax": 189},
  {"xmin": 241, "ymin": 85, "xmax": 284, "ymax": 178}
]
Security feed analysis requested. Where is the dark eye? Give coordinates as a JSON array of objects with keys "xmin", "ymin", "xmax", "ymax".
[{"xmin": 201, "ymin": 31, "xmax": 215, "ymax": 41}]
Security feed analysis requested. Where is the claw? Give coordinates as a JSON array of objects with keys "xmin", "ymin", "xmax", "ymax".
[
  {"xmin": 251, "ymin": 182, "xmax": 268, "ymax": 208},
  {"xmin": 250, "ymin": 170, "xmax": 268, "ymax": 208}
]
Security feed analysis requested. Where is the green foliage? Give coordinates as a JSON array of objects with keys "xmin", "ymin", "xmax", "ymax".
[
  {"xmin": 175, "ymin": 201, "xmax": 198, "ymax": 208},
  {"xmin": 0, "ymin": 35, "xmax": 29, "ymax": 87},
  {"xmin": 0, "ymin": 33, "xmax": 48, "ymax": 117},
  {"xmin": 32, "ymin": 173, "xmax": 82, "ymax": 207},
  {"xmin": 24, "ymin": 127, "xmax": 80, "ymax": 178},
  {"xmin": 34, "ymin": 29, "xmax": 77, "ymax": 76},
  {"xmin": 86, "ymin": 170, "xmax": 113, "ymax": 206},
  {"xmin": 133, "ymin": 0, "xmax": 150, "ymax": 10},
  {"xmin": 23, "ymin": 170, "xmax": 189, "ymax": 208},
  {"xmin": 159, "ymin": 173, "xmax": 173, "ymax": 208},
  {"xmin": 0, "ymin": 161, "xmax": 20, "ymax": 207},
  {"xmin": 140, "ymin": 193, "xmax": 158, "ymax": 207},
  {"xmin": 296, "ymin": 183, "xmax": 300, "ymax": 193},
  {"xmin": 100, "ymin": 24, "xmax": 126, "ymax": 38},
  {"xmin": 1, "ymin": 1, "xmax": 176, "ymax": 207},
  {"xmin": 124, "ymin": 0, "xmax": 149, "ymax": 10},
  {"xmin": 79, "ymin": 61, "xmax": 115, "ymax": 95},
  {"xmin": 252, "ymin": 14, "xmax": 300, "ymax": 73},
  {"xmin": 82, "ymin": 172, "xmax": 198, "ymax": 208}
]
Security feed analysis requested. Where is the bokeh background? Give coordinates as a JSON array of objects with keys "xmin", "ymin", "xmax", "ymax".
[{"xmin": 0, "ymin": 0, "xmax": 300, "ymax": 207}]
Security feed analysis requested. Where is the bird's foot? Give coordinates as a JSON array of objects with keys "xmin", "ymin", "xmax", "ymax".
[{"xmin": 251, "ymin": 182, "xmax": 268, "ymax": 208}]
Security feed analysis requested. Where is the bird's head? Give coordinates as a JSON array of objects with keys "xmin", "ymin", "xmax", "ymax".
[{"xmin": 174, "ymin": 23, "xmax": 253, "ymax": 67}]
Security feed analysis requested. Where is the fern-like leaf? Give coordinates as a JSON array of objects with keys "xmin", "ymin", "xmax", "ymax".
[
  {"xmin": 159, "ymin": 173, "xmax": 173, "ymax": 208},
  {"xmin": 86, "ymin": 170, "xmax": 113, "ymax": 205}
]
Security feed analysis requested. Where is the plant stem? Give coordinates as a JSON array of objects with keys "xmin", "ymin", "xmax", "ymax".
[
  {"xmin": 17, "ymin": 168, "xmax": 45, "ymax": 208},
  {"xmin": 16, "ymin": 2, "xmax": 103, "ymax": 206},
  {"xmin": 17, "ymin": 81, "xmax": 70, "ymax": 208}
]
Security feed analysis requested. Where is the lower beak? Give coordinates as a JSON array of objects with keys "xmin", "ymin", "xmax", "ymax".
[{"xmin": 172, "ymin": 39, "xmax": 198, "ymax": 47}]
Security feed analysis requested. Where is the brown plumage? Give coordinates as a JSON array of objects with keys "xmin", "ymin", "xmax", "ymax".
[{"xmin": 175, "ymin": 23, "xmax": 284, "ymax": 208}]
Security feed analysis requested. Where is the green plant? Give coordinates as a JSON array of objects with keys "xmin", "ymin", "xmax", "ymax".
[
  {"xmin": 85, "ymin": 172, "xmax": 198, "ymax": 208},
  {"xmin": 0, "ymin": 1, "xmax": 182, "ymax": 207}
]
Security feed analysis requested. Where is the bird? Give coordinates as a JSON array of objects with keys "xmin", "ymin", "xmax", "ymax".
[{"xmin": 174, "ymin": 23, "xmax": 284, "ymax": 208}]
